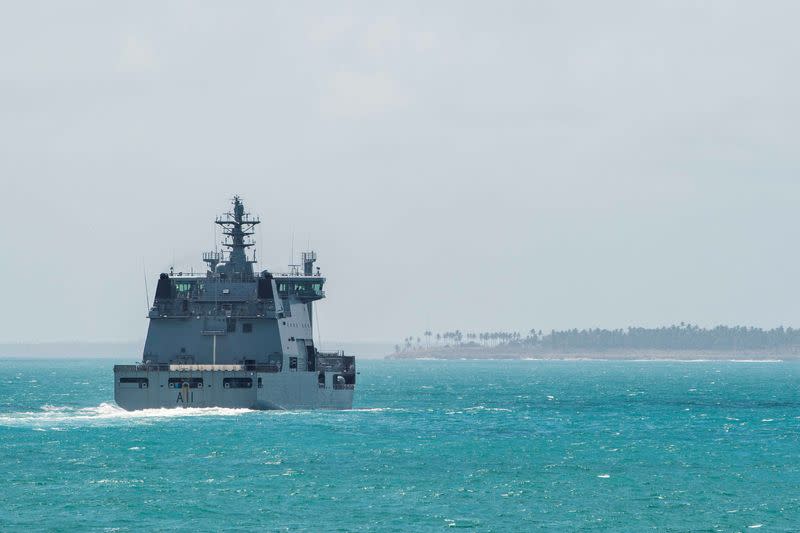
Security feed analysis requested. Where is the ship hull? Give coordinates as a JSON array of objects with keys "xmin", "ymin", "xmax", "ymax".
[{"xmin": 114, "ymin": 367, "xmax": 354, "ymax": 410}]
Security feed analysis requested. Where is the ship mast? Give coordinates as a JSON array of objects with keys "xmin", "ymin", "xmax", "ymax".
[{"xmin": 213, "ymin": 196, "xmax": 260, "ymax": 280}]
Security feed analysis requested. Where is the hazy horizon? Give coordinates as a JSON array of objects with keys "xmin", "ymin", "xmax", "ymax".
[
  {"xmin": 2, "ymin": 2, "xmax": 799, "ymax": 345},
  {"xmin": 0, "ymin": 339, "xmax": 397, "ymax": 359}
]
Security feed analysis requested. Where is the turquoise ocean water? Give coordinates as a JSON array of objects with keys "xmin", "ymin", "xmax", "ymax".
[{"xmin": 1, "ymin": 358, "xmax": 799, "ymax": 531}]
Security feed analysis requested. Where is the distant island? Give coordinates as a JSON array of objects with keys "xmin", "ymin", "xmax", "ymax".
[{"xmin": 388, "ymin": 324, "xmax": 800, "ymax": 360}]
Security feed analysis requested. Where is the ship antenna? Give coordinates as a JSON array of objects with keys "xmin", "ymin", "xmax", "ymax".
[
  {"xmin": 257, "ymin": 219, "xmax": 262, "ymax": 272},
  {"xmin": 142, "ymin": 259, "xmax": 150, "ymax": 313}
]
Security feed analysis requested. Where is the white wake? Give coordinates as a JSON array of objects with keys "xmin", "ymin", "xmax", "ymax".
[{"xmin": 0, "ymin": 402, "xmax": 252, "ymax": 426}]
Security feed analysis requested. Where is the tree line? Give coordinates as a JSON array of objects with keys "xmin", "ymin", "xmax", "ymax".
[{"xmin": 397, "ymin": 324, "xmax": 800, "ymax": 352}]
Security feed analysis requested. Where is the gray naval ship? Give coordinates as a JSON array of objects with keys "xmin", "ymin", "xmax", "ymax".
[{"xmin": 114, "ymin": 197, "xmax": 355, "ymax": 410}]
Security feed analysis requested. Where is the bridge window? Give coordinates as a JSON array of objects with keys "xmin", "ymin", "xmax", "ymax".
[
  {"xmin": 175, "ymin": 282, "xmax": 192, "ymax": 295},
  {"xmin": 168, "ymin": 378, "xmax": 203, "ymax": 389},
  {"xmin": 223, "ymin": 378, "xmax": 252, "ymax": 389},
  {"xmin": 227, "ymin": 318, "xmax": 236, "ymax": 333}
]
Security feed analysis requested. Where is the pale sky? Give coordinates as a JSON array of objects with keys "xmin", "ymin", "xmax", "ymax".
[{"xmin": 1, "ymin": 1, "xmax": 799, "ymax": 344}]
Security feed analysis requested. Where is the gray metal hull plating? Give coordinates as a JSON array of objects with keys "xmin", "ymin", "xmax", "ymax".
[{"xmin": 114, "ymin": 369, "xmax": 354, "ymax": 410}]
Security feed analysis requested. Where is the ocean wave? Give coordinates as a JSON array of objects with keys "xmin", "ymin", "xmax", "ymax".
[
  {"xmin": 0, "ymin": 402, "xmax": 252, "ymax": 427},
  {"xmin": 350, "ymin": 407, "xmax": 407, "ymax": 413},
  {"xmin": 0, "ymin": 403, "xmax": 409, "ymax": 426},
  {"xmin": 465, "ymin": 405, "xmax": 512, "ymax": 412}
]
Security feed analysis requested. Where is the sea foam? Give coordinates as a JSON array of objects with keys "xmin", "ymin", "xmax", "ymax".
[{"xmin": 0, "ymin": 402, "xmax": 251, "ymax": 427}]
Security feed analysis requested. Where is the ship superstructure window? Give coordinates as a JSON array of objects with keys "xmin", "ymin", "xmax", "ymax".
[
  {"xmin": 242, "ymin": 323, "xmax": 252, "ymax": 333},
  {"xmin": 276, "ymin": 282, "xmax": 323, "ymax": 297},
  {"xmin": 168, "ymin": 378, "xmax": 203, "ymax": 389},
  {"xmin": 292, "ymin": 283, "xmax": 310, "ymax": 296},
  {"xmin": 227, "ymin": 318, "xmax": 236, "ymax": 333},
  {"xmin": 223, "ymin": 378, "xmax": 252, "ymax": 389},
  {"xmin": 175, "ymin": 282, "xmax": 192, "ymax": 296},
  {"xmin": 119, "ymin": 377, "xmax": 149, "ymax": 388}
]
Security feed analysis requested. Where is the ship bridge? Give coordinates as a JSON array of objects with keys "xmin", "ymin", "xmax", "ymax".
[{"xmin": 274, "ymin": 274, "xmax": 325, "ymax": 302}]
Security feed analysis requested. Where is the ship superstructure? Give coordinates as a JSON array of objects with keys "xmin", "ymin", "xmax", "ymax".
[{"xmin": 114, "ymin": 197, "xmax": 355, "ymax": 410}]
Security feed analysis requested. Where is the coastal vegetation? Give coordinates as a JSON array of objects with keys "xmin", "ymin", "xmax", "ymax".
[{"xmin": 395, "ymin": 324, "xmax": 800, "ymax": 356}]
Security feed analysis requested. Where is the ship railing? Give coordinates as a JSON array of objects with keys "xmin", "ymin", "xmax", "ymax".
[
  {"xmin": 149, "ymin": 305, "xmax": 282, "ymax": 319},
  {"xmin": 114, "ymin": 364, "xmax": 170, "ymax": 372},
  {"xmin": 244, "ymin": 363, "xmax": 281, "ymax": 373},
  {"xmin": 114, "ymin": 363, "xmax": 281, "ymax": 373},
  {"xmin": 317, "ymin": 351, "xmax": 346, "ymax": 357}
]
